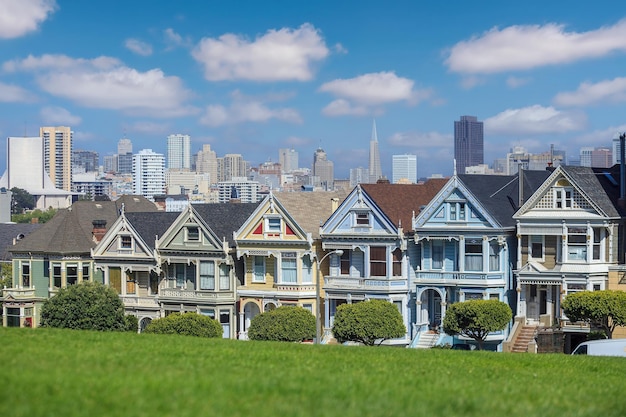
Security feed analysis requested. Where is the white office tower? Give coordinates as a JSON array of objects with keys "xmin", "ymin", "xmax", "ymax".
[
  {"xmin": 392, "ymin": 154, "xmax": 417, "ymax": 184},
  {"xmin": 613, "ymin": 134, "xmax": 622, "ymax": 165},
  {"xmin": 133, "ymin": 149, "xmax": 166, "ymax": 201},
  {"xmin": 279, "ymin": 148, "xmax": 299, "ymax": 172},
  {"xmin": 218, "ymin": 177, "xmax": 259, "ymax": 203},
  {"xmin": 368, "ymin": 120, "xmax": 382, "ymax": 183},
  {"xmin": 167, "ymin": 134, "xmax": 191, "ymax": 170},
  {"xmin": 40, "ymin": 126, "xmax": 73, "ymax": 191},
  {"xmin": 118, "ymin": 137, "xmax": 133, "ymax": 155}
]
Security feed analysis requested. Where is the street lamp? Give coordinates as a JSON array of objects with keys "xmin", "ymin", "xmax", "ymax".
[{"xmin": 315, "ymin": 249, "xmax": 343, "ymax": 344}]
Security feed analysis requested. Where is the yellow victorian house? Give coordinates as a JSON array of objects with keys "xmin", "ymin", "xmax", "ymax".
[{"xmin": 234, "ymin": 193, "xmax": 318, "ymax": 340}]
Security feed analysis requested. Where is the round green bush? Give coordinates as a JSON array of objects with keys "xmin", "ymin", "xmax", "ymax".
[
  {"xmin": 332, "ymin": 299, "xmax": 405, "ymax": 346},
  {"xmin": 248, "ymin": 305, "xmax": 316, "ymax": 342},
  {"xmin": 144, "ymin": 312, "xmax": 223, "ymax": 338},
  {"xmin": 40, "ymin": 281, "xmax": 126, "ymax": 331}
]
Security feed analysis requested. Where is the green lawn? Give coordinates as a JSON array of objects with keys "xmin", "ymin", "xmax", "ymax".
[{"xmin": 2, "ymin": 327, "xmax": 625, "ymax": 417}]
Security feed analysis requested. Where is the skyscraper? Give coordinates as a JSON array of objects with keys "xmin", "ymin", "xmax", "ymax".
[
  {"xmin": 196, "ymin": 144, "xmax": 219, "ymax": 185},
  {"xmin": 392, "ymin": 154, "xmax": 417, "ymax": 184},
  {"xmin": 454, "ymin": 115, "xmax": 484, "ymax": 174},
  {"xmin": 117, "ymin": 137, "xmax": 133, "ymax": 175},
  {"xmin": 133, "ymin": 149, "xmax": 166, "ymax": 201},
  {"xmin": 218, "ymin": 154, "xmax": 247, "ymax": 182},
  {"xmin": 279, "ymin": 148, "xmax": 299, "ymax": 172},
  {"xmin": 118, "ymin": 137, "xmax": 133, "ymax": 155},
  {"xmin": 369, "ymin": 120, "xmax": 382, "ymax": 183},
  {"xmin": 167, "ymin": 134, "xmax": 191, "ymax": 170},
  {"xmin": 313, "ymin": 147, "xmax": 334, "ymax": 190},
  {"xmin": 40, "ymin": 126, "xmax": 73, "ymax": 191}
]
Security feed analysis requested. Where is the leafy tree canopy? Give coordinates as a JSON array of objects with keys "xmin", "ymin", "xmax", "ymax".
[
  {"xmin": 40, "ymin": 281, "xmax": 127, "ymax": 331},
  {"xmin": 144, "ymin": 313, "xmax": 223, "ymax": 338},
  {"xmin": 332, "ymin": 299, "xmax": 405, "ymax": 346},
  {"xmin": 248, "ymin": 305, "xmax": 316, "ymax": 342},
  {"xmin": 12, "ymin": 207, "xmax": 57, "ymax": 224},
  {"xmin": 443, "ymin": 299, "xmax": 512, "ymax": 350},
  {"xmin": 562, "ymin": 290, "xmax": 626, "ymax": 339},
  {"xmin": 10, "ymin": 187, "xmax": 34, "ymax": 214}
]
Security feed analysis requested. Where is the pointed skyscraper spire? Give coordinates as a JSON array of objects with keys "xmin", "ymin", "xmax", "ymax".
[{"xmin": 368, "ymin": 119, "xmax": 382, "ymax": 183}]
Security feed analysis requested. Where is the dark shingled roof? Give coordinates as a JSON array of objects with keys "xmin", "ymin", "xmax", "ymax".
[
  {"xmin": 10, "ymin": 196, "xmax": 158, "ymax": 255},
  {"xmin": 459, "ymin": 170, "xmax": 551, "ymax": 228},
  {"xmin": 124, "ymin": 211, "xmax": 180, "ymax": 250},
  {"xmin": 562, "ymin": 165, "xmax": 621, "ymax": 218},
  {"xmin": 592, "ymin": 164, "xmax": 626, "ymax": 217},
  {"xmin": 273, "ymin": 191, "xmax": 350, "ymax": 239},
  {"xmin": 0, "ymin": 223, "xmax": 41, "ymax": 262},
  {"xmin": 361, "ymin": 179, "xmax": 449, "ymax": 230},
  {"xmin": 192, "ymin": 202, "xmax": 262, "ymax": 246}
]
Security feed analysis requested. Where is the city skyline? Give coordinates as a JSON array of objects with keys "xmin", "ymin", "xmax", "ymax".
[{"xmin": 2, "ymin": 1, "xmax": 626, "ymax": 179}]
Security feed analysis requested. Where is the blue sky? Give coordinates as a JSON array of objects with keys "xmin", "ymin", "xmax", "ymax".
[{"xmin": 2, "ymin": 0, "xmax": 626, "ymax": 179}]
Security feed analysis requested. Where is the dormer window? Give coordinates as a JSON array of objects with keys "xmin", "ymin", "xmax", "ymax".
[
  {"xmin": 120, "ymin": 235, "xmax": 132, "ymax": 249},
  {"xmin": 267, "ymin": 217, "xmax": 281, "ymax": 232},
  {"xmin": 555, "ymin": 188, "xmax": 573, "ymax": 209},
  {"xmin": 356, "ymin": 212, "xmax": 369, "ymax": 226},
  {"xmin": 187, "ymin": 226, "xmax": 200, "ymax": 241}
]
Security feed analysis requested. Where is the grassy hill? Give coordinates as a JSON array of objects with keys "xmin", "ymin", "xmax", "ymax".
[{"xmin": 2, "ymin": 327, "xmax": 625, "ymax": 417}]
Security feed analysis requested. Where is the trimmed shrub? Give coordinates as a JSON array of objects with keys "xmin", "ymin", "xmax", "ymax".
[
  {"xmin": 248, "ymin": 306, "xmax": 316, "ymax": 342},
  {"xmin": 563, "ymin": 290, "xmax": 626, "ymax": 339},
  {"xmin": 332, "ymin": 299, "xmax": 406, "ymax": 346},
  {"xmin": 443, "ymin": 299, "xmax": 512, "ymax": 350},
  {"xmin": 40, "ymin": 281, "xmax": 126, "ymax": 331},
  {"xmin": 124, "ymin": 315, "xmax": 139, "ymax": 332},
  {"xmin": 144, "ymin": 313, "xmax": 223, "ymax": 338}
]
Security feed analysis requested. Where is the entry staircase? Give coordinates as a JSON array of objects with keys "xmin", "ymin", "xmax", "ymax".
[
  {"xmin": 510, "ymin": 324, "xmax": 538, "ymax": 353},
  {"xmin": 414, "ymin": 330, "xmax": 439, "ymax": 349}
]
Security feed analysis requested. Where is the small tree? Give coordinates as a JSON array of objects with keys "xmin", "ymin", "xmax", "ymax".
[
  {"xmin": 144, "ymin": 313, "xmax": 223, "ymax": 338},
  {"xmin": 443, "ymin": 299, "xmax": 512, "ymax": 350},
  {"xmin": 10, "ymin": 187, "xmax": 34, "ymax": 214},
  {"xmin": 562, "ymin": 290, "xmax": 626, "ymax": 339},
  {"xmin": 248, "ymin": 305, "xmax": 316, "ymax": 342},
  {"xmin": 40, "ymin": 281, "xmax": 126, "ymax": 331},
  {"xmin": 124, "ymin": 315, "xmax": 139, "ymax": 333},
  {"xmin": 332, "ymin": 299, "xmax": 405, "ymax": 346}
]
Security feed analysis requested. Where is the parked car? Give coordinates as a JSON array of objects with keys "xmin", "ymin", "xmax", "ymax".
[{"xmin": 571, "ymin": 339, "xmax": 626, "ymax": 357}]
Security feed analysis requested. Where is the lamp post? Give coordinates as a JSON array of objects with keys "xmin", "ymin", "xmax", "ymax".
[{"xmin": 315, "ymin": 249, "xmax": 343, "ymax": 344}]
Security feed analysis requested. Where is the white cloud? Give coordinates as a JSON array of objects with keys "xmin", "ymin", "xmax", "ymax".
[
  {"xmin": 126, "ymin": 121, "xmax": 171, "ymax": 134},
  {"xmin": 125, "ymin": 38, "xmax": 153, "ymax": 56},
  {"xmin": 568, "ymin": 124, "xmax": 626, "ymax": 147},
  {"xmin": 319, "ymin": 72, "xmax": 424, "ymax": 105},
  {"xmin": 285, "ymin": 136, "xmax": 311, "ymax": 147},
  {"xmin": 192, "ymin": 23, "xmax": 329, "ymax": 81},
  {"xmin": 0, "ymin": 81, "xmax": 36, "ymax": 102},
  {"xmin": 554, "ymin": 77, "xmax": 626, "ymax": 107},
  {"xmin": 322, "ymin": 99, "xmax": 371, "ymax": 116},
  {"xmin": 445, "ymin": 19, "xmax": 626, "ymax": 74},
  {"xmin": 4, "ymin": 54, "xmax": 197, "ymax": 117},
  {"xmin": 199, "ymin": 99, "xmax": 302, "ymax": 127},
  {"xmin": 0, "ymin": 0, "xmax": 56, "ymax": 39},
  {"xmin": 485, "ymin": 105, "xmax": 587, "ymax": 135},
  {"xmin": 333, "ymin": 43, "xmax": 348, "ymax": 54},
  {"xmin": 506, "ymin": 76, "xmax": 531, "ymax": 88},
  {"xmin": 164, "ymin": 28, "xmax": 191, "ymax": 49},
  {"xmin": 40, "ymin": 106, "xmax": 81, "ymax": 125}
]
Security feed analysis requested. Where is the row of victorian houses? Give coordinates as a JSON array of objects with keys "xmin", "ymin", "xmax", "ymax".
[{"xmin": 3, "ymin": 164, "xmax": 626, "ymax": 352}]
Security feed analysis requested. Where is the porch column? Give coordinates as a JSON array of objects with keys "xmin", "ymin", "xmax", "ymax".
[
  {"xmin": 459, "ymin": 236, "xmax": 465, "ymax": 272},
  {"xmin": 238, "ymin": 310, "xmax": 244, "ymax": 339}
]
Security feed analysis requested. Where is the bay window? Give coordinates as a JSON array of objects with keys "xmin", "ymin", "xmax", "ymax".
[
  {"xmin": 464, "ymin": 241, "xmax": 483, "ymax": 271},
  {"xmin": 370, "ymin": 247, "xmax": 386, "ymax": 277},
  {"xmin": 281, "ymin": 252, "xmax": 297, "ymax": 283}
]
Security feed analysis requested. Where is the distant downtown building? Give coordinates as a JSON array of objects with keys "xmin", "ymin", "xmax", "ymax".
[
  {"xmin": 454, "ymin": 115, "xmax": 483, "ymax": 175},
  {"xmin": 167, "ymin": 134, "xmax": 191, "ymax": 170},
  {"xmin": 313, "ymin": 147, "xmax": 334, "ymax": 190},
  {"xmin": 133, "ymin": 149, "xmax": 166, "ymax": 201},
  {"xmin": 369, "ymin": 120, "xmax": 382, "ymax": 183},
  {"xmin": 40, "ymin": 126, "xmax": 73, "ymax": 191},
  {"xmin": 392, "ymin": 154, "xmax": 417, "ymax": 184},
  {"xmin": 279, "ymin": 148, "xmax": 299, "ymax": 172}
]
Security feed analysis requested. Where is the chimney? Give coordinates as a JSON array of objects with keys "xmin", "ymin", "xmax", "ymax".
[{"xmin": 92, "ymin": 220, "xmax": 107, "ymax": 243}]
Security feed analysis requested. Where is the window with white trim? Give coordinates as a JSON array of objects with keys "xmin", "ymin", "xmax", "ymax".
[
  {"xmin": 219, "ymin": 264, "xmax": 230, "ymax": 290},
  {"xmin": 253, "ymin": 256, "xmax": 265, "ymax": 282},
  {"xmin": 464, "ymin": 240, "xmax": 483, "ymax": 271},
  {"xmin": 186, "ymin": 226, "xmax": 200, "ymax": 241},
  {"xmin": 281, "ymin": 252, "xmax": 297, "ymax": 283},
  {"xmin": 301, "ymin": 255, "xmax": 313, "ymax": 283},
  {"xmin": 355, "ymin": 212, "xmax": 370, "ymax": 226},
  {"xmin": 555, "ymin": 188, "xmax": 573, "ymax": 209},
  {"xmin": 21, "ymin": 262, "xmax": 30, "ymax": 287},
  {"xmin": 489, "ymin": 242, "xmax": 500, "ymax": 271},
  {"xmin": 67, "ymin": 265, "xmax": 78, "ymax": 286},
  {"xmin": 200, "ymin": 261, "xmax": 215, "ymax": 290},
  {"xmin": 567, "ymin": 227, "xmax": 587, "ymax": 261},
  {"xmin": 530, "ymin": 235, "xmax": 544, "ymax": 260},
  {"xmin": 432, "ymin": 241, "xmax": 443, "ymax": 270},
  {"xmin": 120, "ymin": 235, "xmax": 132, "ymax": 250},
  {"xmin": 370, "ymin": 247, "xmax": 386, "ymax": 277},
  {"xmin": 267, "ymin": 217, "xmax": 281, "ymax": 233},
  {"xmin": 592, "ymin": 227, "xmax": 602, "ymax": 261},
  {"xmin": 52, "ymin": 263, "xmax": 62, "ymax": 288}
]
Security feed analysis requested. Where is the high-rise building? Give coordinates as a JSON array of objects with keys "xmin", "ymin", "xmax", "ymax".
[
  {"xmin": 218, "ymin": 154, "xmax": 247, "ymax": 182},
  {"xmin": 591, "ymin": 147, "xmax": 612, "ymax": 168},
  {"xmin": 279, "ymin": 148, "xmax": 299, "ymax": 172},
  {"xmin": 612, "ymin": 134, "xmax": 623, "ymax": 165},
  {"xmin": 196, "ymin": 144, "xmax": 219, "ymax": 185},
  {"xmin": 167, "ymin": 134, "xmax": 191, "ymax": 170},
  {"xmin": 40, "ymin": 126, "xmax": 73, "ymax": 191},
  {"xmin": 313, "ymin": 147, "xmax": 334, "ymax": 190},
  {"xmin": 133, "ymin": 149, "xmax": 165, "ymax": 201},
  {"xmin": 72, "ymin": 150, "xmax": 99, "ymax": 174},
  {"xmin": 579, "ymin": 147, "xmax": 594, "ymax": 167},
  {"xmin": 349, "ymin": 167, "xmax": 369, "ymax": 188},
  {"xmin": 454, "ymin": 116, "xmax": 484, "ymax": 174},
  {"xmin": 118, "ymin": 138, "xmax": 133, "ymax": 155},
  {"xmin": 218, "ymin": 178, "xmax": 260, "ymax": 203},
  {"xmin": 392, "ymin": 154, "xmax": 417, "ymax": 184},
  {"xmin": 368, "ymin": 120, "xmax": 382, "ymax": 183}
]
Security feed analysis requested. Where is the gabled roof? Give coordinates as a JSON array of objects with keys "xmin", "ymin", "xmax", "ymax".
[
  {"xmin": 592, "ymin": 164, "xmax": 626, "ymax": 217},
  {"xmin": 273, "ymin": 190, "xmax": 349, "ymax": 239},
  {"xmin": 459, "ymin": 170, "xmax": 550, "ymax": 228},
  {"xmin": 191, "ymin": 202, "xmax": 261, "ymax": 246},
  {"xmin": 515, "ymin": 165, "xmax": 620, "ymax": 219},
  {"xmin": 361, "ymin": 179, "xmax": 448, "ymax": 229},
  {"xmin": 10, "ymin": 196, "xmax": 157, "ymax": 255},
  {"xmin": 0, "ymin": 223, "xmax": 41, "ymax": 261}
]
